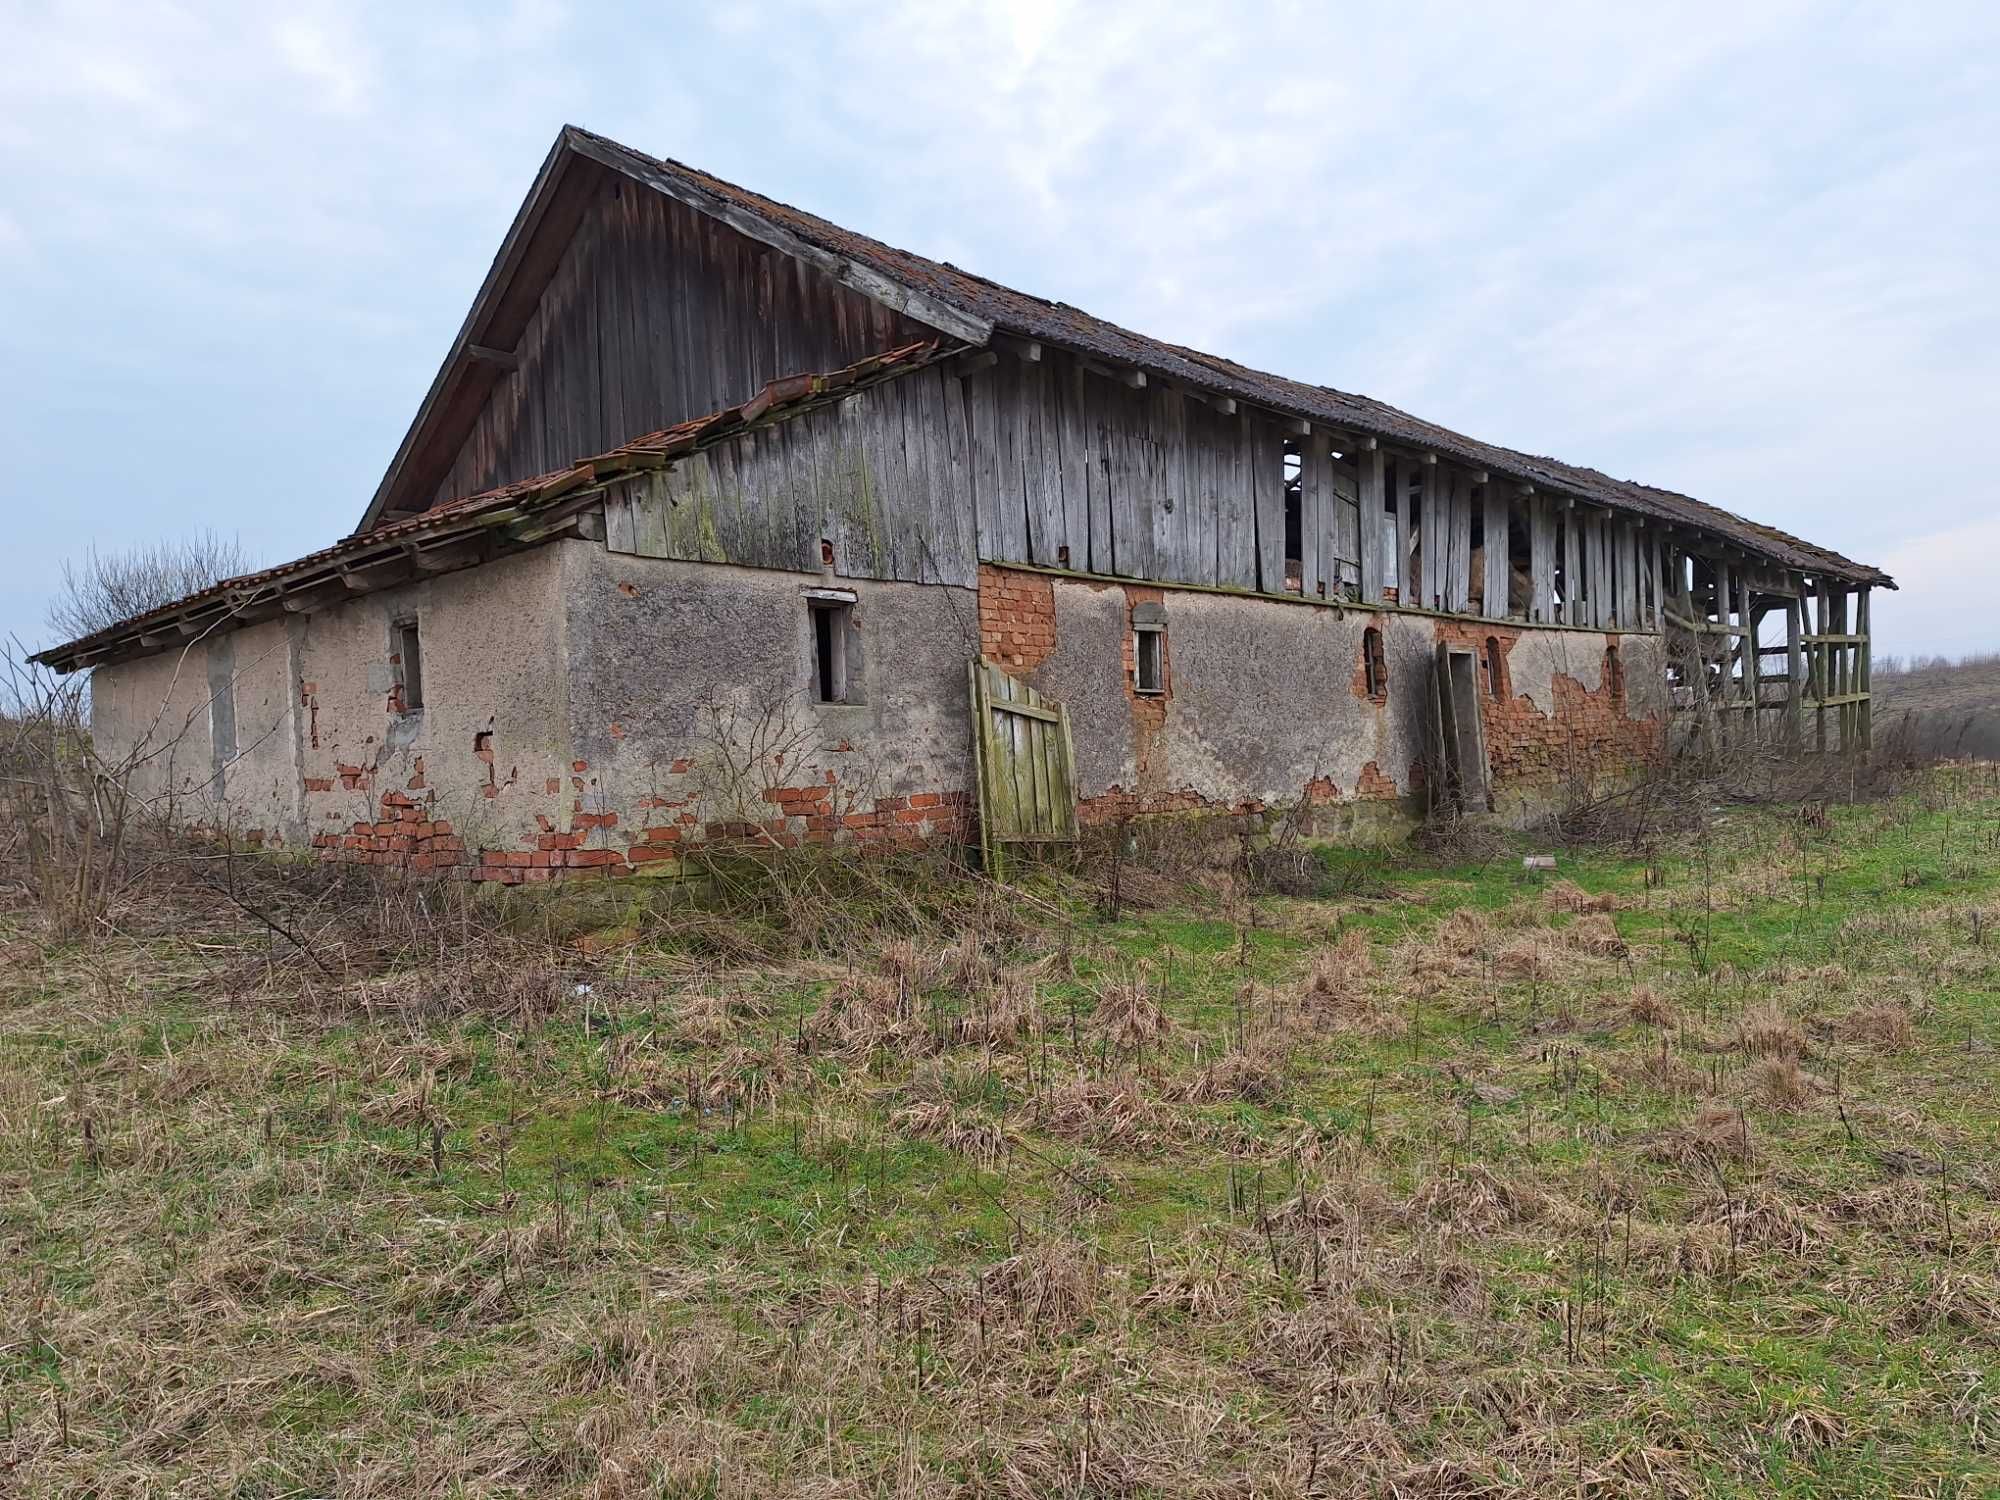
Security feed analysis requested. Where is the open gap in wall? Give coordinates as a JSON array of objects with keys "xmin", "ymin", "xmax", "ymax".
[
  {"xmin": 394, "ymin": 618, "xmax": 424, "ymax": 713},
  {"xmin": 1362, "ymin": 626, "xmax": 1388, "ymax": 700},
  {"xmin": 1468, "ymin": 496, "xmax": 1485, "ymax": 612},
  {"xmin": 1381, "ymin": 457, "xmax": 1402, "ymax": 596},
  {"xmin": 1282, "ymin": 440, "xmax": 1303, "ymax": 593},
  {"xmin": 1507, "ymin": 507, "xmax": 1531, "ymax": 620},
  {"xmin": 808, "ymin": 593, "xmax": 857, "ymax": 704},
  {"xmin": 1552, "ymin": 513, "xmax": 1568, "ymax": 622}
]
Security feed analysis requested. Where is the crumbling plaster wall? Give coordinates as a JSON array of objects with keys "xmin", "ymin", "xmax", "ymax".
[
  {"xmin": 90, "ymin": 639, "xmax": 218, "ymax": 819},
  {"xmin": 296, "ymin": 544, "xmax": 573, "ymax": 867},
  {"xmin": 982, "ymin": 565, "xmax": 1663, "ymax": 833},
  {"xmin": 1016, "ymin": 575, "xmax": 1429, "ymax": 827},
  {"xmin": 558, "ymin": 547, "xmax": 978, "ymax": 869}
]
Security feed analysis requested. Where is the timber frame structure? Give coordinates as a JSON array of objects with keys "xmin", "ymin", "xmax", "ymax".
[{"xmin": 34, "ymin": 125, "xmax": 1892, "ymax": 881}]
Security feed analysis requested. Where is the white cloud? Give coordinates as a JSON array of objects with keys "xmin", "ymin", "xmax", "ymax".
[{"xmin": 1, "ymin": 0, "xmax": 1996, "ymax": 662}]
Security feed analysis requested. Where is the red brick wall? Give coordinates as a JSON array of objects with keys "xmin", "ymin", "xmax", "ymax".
[
  {"xmin": 1432, "ymin": 618, "xmax": 1662, "ymax": 786},
  {"xmin": 309, "ymin": 755, "xmax": 971, "ymax": 884},
  {"xmin": 977, "ymin": 566, "xmax": 1057, "ymax": 671}
]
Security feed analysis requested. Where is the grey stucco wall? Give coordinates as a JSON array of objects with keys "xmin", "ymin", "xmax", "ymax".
[
  {"xmin": 1020, "ymin": 573, "xmax": 1663, "ymax": 831},
  {"xmin": 89, "ymin": 545, "xmax": 574, "ymax": 854},
  {"xmin": 561, "ymin": 546, "xmax": 980, "ymax": 844},
  {"xmin": 1032, "ymin": 583, "xmax": 1433, "ymax": 819}
]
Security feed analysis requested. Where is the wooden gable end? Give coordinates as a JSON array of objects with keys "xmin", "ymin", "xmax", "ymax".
[{"xmin": 422, "ymin": 178, "xmax": 933, "ymax": 511}]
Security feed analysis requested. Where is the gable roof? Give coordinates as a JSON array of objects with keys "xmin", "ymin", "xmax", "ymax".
[{"xmin": 366, "ymin": 124, "xmax": 1888, "ymax": 588}]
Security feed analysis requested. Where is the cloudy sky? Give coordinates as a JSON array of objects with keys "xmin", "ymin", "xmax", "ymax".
[{"xmin": 3, "ymin": 1, "xmax": 1996, "ymax": 663}]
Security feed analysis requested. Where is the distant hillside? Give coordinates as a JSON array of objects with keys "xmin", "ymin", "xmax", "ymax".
[{"xmin": 1872, "ymin": 652, "xmax": 2000, "ymax": 758}]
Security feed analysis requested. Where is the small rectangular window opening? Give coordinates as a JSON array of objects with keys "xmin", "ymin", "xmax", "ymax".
[
  {"xmin": 394, "ymin": 618, "xmax": 424, "ymax": 713},
  {"xmin": 810, "ymin": 598, "xmax": 853, "ymax": 703},
  {"xmin": 1132, "ymin": 602, "xmax": 1167, "ymax": 696},
  {"xmin": 1134, "ymin": 628, "xmax": 1164, "ymax": 695},
  {"xmin": 1363, "ymin": 626, "xmax": 1388, "ymax": 700}
]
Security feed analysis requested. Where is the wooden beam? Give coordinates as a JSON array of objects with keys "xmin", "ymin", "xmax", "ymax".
[
  {"xmin": 950, "ymin": 349, "xmax": 999, "ymax": 378},
  {"xmin": 994, "ymin": 334, "xmax": 1042, "ymax": 363},
  {"xmin": 1079, "ymin": 357, "xmax": 1145, "ymax": 388},
  {"xmin": 464, "ymin": 343, "xmax": 519, "ymax": 371}
]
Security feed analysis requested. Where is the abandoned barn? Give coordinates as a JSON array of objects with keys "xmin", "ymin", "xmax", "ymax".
[{"xmin": 38, "ymin": 126, "xmax": 1893, "ymax": 881}]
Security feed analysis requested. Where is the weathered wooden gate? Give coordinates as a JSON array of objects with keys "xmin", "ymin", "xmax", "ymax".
[{"xmin": 968, "ymin": 659, "xmax": 1080, "ymax": 876}]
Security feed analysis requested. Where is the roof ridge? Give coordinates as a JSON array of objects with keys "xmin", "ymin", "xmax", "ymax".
[{"xmin": 564, "ymin": 126, "xmax": 1888, "ymax": 587}]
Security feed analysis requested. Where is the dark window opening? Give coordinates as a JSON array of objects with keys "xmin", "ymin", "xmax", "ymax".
[
  {"xmin": 1485, "ymin": 636, "xmax": 1504, "ymax": 697},
  {"xmin": 1135, "ymin": 629, "xmax": 1165, "ymax": 694},
  {"xmin": 394, "ymin": 618, "xmax": 424, "ymax": 713},
  {"xmin": 810, "ymin": 598, "xmax": 853, "ymax": 703},
  {"xmin": 1605, "ymin": 643, "xmax": 1625, "ymax": 702},
  {"xmin": 1282, "ymin": 441, "xmax": 1303, "ymax": 592},
  {"xmin": 1363, "ymin": 627, "xmax": 1388, "ymax": 700}
]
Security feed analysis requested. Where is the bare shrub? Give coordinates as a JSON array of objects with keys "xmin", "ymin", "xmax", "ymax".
[{"xmin": 44, "ymin": 529, "xmax": 257, "ymax": 643}]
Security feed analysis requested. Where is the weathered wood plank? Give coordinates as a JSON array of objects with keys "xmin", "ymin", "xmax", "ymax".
[
  {"xmin": 1529, "ymin": 495, "xmax": 1555, "ymax": 623},
  {"xmin": 1481, "ymin": 485, "xmax": 1509, "ymax": 619},
  {"xmin": 1357, "ymin": 448, "xmax": 1385, "ymax": 602},
  {"xmin": 1330, "ymin": 451, "xmax": 1360, "ymax": 597},
  {"xmin": 1245, "ymin": 415, "xmax": 1279, "ymax": 592},
  {"xmin": 1446, "ymin": 472, "xmax": 1472, "ymax": 613}
]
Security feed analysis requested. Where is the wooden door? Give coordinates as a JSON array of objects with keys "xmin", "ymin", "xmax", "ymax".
[
  {"xmin": 1428, "ymin": 643, "xmax": 1490, "ymax": 814},
  {"xmin": 969, "ymin": 659, "xmax": 1080, "ymax": 876}
]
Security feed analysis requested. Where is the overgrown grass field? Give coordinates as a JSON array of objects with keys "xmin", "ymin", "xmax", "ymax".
[{"xmin": 5, "ymin": 770, "xmax": 2000, "ymax": 1496}]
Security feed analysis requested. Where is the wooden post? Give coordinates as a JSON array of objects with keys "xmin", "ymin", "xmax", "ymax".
[
  {"xmin": 1848, "ymin": 592, "xmax": 1864, "ymax": 756},
  {"xmin": 1785, "ymin": 593, "xmax": 1804, "ymax": 743},
  {"xmin": 1713, "ymin": 558, "xmax": 1733, "ymax": 749},
  {"xmin": 1743, "ymin": 592, "xmax": 1762, "ymax": 744}
]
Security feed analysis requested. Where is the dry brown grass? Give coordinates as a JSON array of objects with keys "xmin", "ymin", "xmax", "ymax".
[
  {"xmin": 1545, "ymin": 877, "xmax": 1620, "ymax": 914},
  {"xmin": 1839, "ymin": 1000, "xmax": 1917, "ymax": 1052},
  {"xmin": 6, "ymin": 770, "xmax": 2000, "ymax": 1496}
]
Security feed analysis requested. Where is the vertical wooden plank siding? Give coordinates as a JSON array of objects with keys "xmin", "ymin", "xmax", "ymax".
[
  {"xmin": 1390, "ymin": 460, "xmax": 1411, "ymax": 602},
  {"xmin": 1357, "ymin": 449, "xmax": 1385, "ymax": 602},
  {"xmin": 1529, "ymin": 496, "xmax": 1555, "ymax": 623},
  {"xmin": 1248, "ymin": 414, "xmax": 1286, "ymax": 594},
  {"xmin": 1330, "ymin": 455, "xmax": 1360, "ymax": 597},
  {"xmin": 1446, "ymin": 473, "xmax": 1473, "ymax": 613},
  {"xmin": 1298, "ymin": 439, "xmax": 1326, "ymax": 599},
  {"xmin": 1419, "ymin": 464, "xmax": 1442, "ymax": 611},
  {"xmin": 1482, "ymin": 486, "xmax": 1510, "ymax": 617}
]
